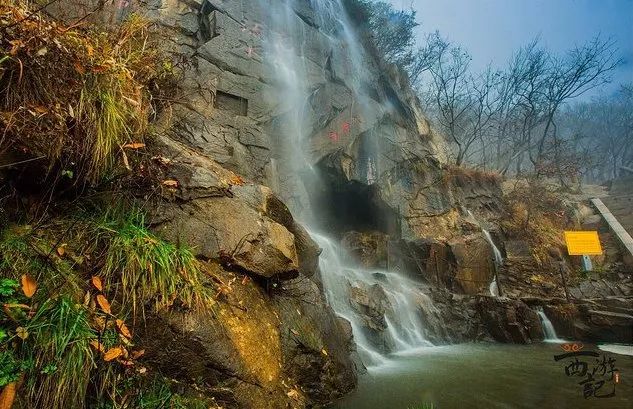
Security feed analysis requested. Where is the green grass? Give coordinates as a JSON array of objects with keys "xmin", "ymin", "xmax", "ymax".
[
  {"xmin": 133, "ymin": 377, "xmax": 214, "ymax": 409},
  {"xmin": 87, "ymin": 208, "xmax": 212, "ymax": 315},
  {"xmin": 1, "ymin": 227, "xmax": 95, "ymax": 408},
  {"xmin": 78, "ymin": 83, "xmax": 136, "ymax": 181},
  {"xmin": 0, "ymin": 224, "xmax": 84, "ymax": 299},
  {"xmin": 0, "ymin": 205, "xmax": 214, "ymax": 408},
  {"xmin": 22, "ymin": 296, "xmax": 95, "ymax": 409}
]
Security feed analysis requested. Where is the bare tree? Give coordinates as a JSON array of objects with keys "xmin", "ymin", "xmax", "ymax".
[
  {"xmin": 426, "ymin": 44, "xmax": 500, "ymax": 166},
  {"xmin": 533, "ymin": 36, "xmax": 622, "ymax": 169}
]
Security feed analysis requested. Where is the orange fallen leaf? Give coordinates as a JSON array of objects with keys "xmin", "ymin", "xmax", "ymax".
[
  {"xmin": 56, "ymin": 245, "xmax": 66, "ymax": 256},
  {"xmin": 73, "ymin": 61, "xmax": 85, "ymax": 75},
  {"xmin": 96, "ymin": 294, "xmax": 111, "ymax": 314},
  {"xmin": 89, "ymin": 340, "xmax": 105, "ymax": 353},
  {"xmin": 116, "ymin": 319, "xmax": 132, "ymax": 339},
  {"xmin": 131, "ymin": 349, "xmax": 145, "ymax": 359},
  {"xmin": 162, "ymin": 179, "xmax": 178, "ymax": 187},
  {"xmin": 122, "ymin": 142, "xmax": 145, "ymax": 149},
  {"xmin": 21, "ymin": 274, "xmax": 37, "ymax": 298},
  {"xmin": 91, "ymin": 276, "xmax": 103, "ymax": 292},
  {"xmin": 103, "ymin": 347, "xmax": 123, "ymax": 362},
  {"xmin": 0, "ymin": 381, "xmax": 17, "ymax": 409}
]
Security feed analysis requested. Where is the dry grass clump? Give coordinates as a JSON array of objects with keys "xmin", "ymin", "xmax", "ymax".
[
  {"xmin": 443, "ymin": 164, "xmax": 502, "ymax": 186},
  {"xmin": 501, "ymin": 179, "xmax": 574, "ymax": 264},
  {"xmin": 0, "ymin": 1, "xmax": 172, "ymax": 183}
]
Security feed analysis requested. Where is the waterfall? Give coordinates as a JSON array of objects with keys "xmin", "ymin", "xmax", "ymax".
[
  {"xmin": 467, "ymin": 210, "xmax": 503, "ymax": 296},
  {"xmin": 257, "ymin": 0, "xmax": 436, "ymax": 367},
  {"xmin": 482, "ymin": 229, "xmax": 502, "ymax": 297},
  {"xmin": 536, "ymin": 307, "xmax": 565, "ymax": 343},
  {"xmin": 311, "ymin": 231, "xmax": 434, "ymax": 367}
]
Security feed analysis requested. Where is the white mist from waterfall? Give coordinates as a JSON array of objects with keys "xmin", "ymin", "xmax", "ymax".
[
  {"xmin": 259, "ymin": 0, "xmax": 434, "ymax": 367},
  {"xmin": 536, "ymin": 307, "xmax": 565, "ymax": 343}
]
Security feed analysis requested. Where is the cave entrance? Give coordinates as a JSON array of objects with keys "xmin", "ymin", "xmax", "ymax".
[{"xmin": 309, "ymin": 164, "xmax": 400, "ymax": 238}]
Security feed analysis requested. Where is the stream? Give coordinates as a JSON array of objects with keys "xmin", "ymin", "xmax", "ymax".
[{"xmin": 332, "ymin": 343, "xmax": 633, "ymax": 409}]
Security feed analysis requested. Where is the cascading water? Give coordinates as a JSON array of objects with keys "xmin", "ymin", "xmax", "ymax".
[
  {"xmin": 258, "ymin": 0, "xmax": 436, "ymax": 367},
  {"xmin": 467, "ymin": 210, "xmax": 503, "ymax": 296},
  {"xmin": 535, "ymin": 307, "xmax": 565, "ymax": 343},
  {"xmin": 483, "ymin": 229, "xmax": 502, "ymax": 296},
  {"xmin": 311, "ymin": 231, "xmax": 435, "ymax": 367}
]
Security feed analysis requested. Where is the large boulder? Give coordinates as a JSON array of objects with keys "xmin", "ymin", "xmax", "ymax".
[
  {"xmin": 138, "ymin": 262, "xmax": 357, "ymax": 409},
  {"xmin": 348, "ymin": 282, "xmax": 394, "ymax": 352},
  {"xmin": 149, "ymin": 135, "xmax": 318, "ymax": 280},
  {"xmin": 448, "ymin": 233, "xmax": 495, "ymax": 294},
  {"xmin": 476, "ymin": 296, "xmax": 544, "ymax": 343}
]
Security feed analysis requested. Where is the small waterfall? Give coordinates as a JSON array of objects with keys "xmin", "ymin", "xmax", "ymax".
[
  {"xmin": 482, "ymin": 229, "xmax": 502, "ymax": 297},
  {"xmin": 311, "ymin": 231, "xmax": 434, "ymax": 367},
  {"xmin": 536, "ymin": 307, "xmax": 564, "ymax": 343},
  {"xmin": 467, "ymin": 210, "xmax": 503, "ymax": 296}
]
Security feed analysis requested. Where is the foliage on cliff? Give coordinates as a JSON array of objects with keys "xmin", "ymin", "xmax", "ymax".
[
  {"xmin": 341, "ymin": 0, "xmax": 433, "ymax": 87},
  {"xmin": 0, "ymin": 3, "xmax": 217, "ymax": 408},
  {"xmin": 0, "ymin": 0, "xmax": 173, "ymax": 184},
  {"xmin": 0, "ymin": 207, "xmax": 213, "ymax": 408},
  {"xmin": 501, "ymin": 179, "xmax": 576, "ymax": 264}
]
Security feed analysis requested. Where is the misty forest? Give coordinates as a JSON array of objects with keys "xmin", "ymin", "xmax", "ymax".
[{"xmin": 0, "ymin": 1, "xmax": 631, "ymax": 409}]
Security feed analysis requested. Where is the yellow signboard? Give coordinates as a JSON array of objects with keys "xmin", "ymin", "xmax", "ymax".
[{"xmin": 564, "ymin": 231, "xmax": 603, "ymax": 255}]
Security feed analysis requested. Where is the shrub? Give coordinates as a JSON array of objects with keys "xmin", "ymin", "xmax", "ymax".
[
  {"xmin": 0, "ymin": 206, "xmax": 213, "ymax": 408},
  {"xmin": 0, "ymin": 1, "xmax": 172, "ymax": 183},
  {"xmin": 85, "ymin": 208, "xmax": 212, "ymax": 315}
]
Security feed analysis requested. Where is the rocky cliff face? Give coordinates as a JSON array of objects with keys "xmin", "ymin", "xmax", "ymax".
[{"xmin": 39, "ymin": 0, "xmax": 459, "ymax": 406}]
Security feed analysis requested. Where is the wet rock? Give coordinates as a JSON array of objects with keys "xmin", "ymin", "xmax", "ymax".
[
  {"xmin": 387, "ymin": 237, "xmax": 451, "ymax": 284},
  {"xmin": 348, "ymin": 282, "xmax": 394, "ymax": 352},
  {"xmin": 274, "ymin": 277, "xmax": 357, "ymax": 404},
  {"xmin": 448, "ymin": 234, "xmax": 495, "ymax": 294},
  {"xmin": 476, "ymin": 296, "xmax": 544, "ymax": 343},
  {"xmin": 426, "ymin": 290, "xmax": 488, "ymax": 343},
  {"xmin": 545, "ymin": 301, "xmax": 633, "ymax": 343},
  {"xmin": 341, "ymin": 231, "xmax": 389, "ymax": 269}
]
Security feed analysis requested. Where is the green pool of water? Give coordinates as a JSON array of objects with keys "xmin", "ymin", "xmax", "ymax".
[{"xmin": 332, "ymin": 343, "xmax": 633, "ymax": 409}]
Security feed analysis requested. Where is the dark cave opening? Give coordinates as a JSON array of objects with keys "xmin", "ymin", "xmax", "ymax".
[{"xmin": 309, "ymin": 165, "xmax": 401, "ymax": 238}]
